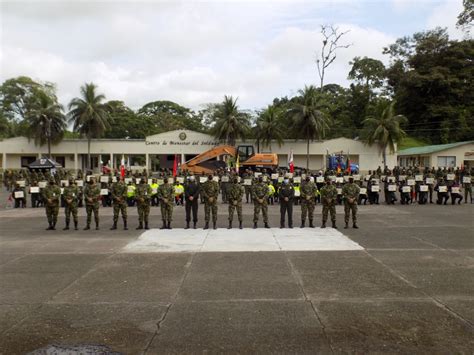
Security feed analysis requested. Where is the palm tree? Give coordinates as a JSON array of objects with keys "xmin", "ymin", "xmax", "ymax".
[
  {"xmin": 26, "ymin": 90, "xmax": 66, "ymax": 158},
  {"xmin": 68, "ymin": 83, "xmax": 110, "ymax": 170},
  {"xmin": 362, "ymin": 100, "xmax": 407, "ymax": 167},
  {"xmin": 288, "ymin": 85, "xmax": 330, "ymax": 170},
  {"xmin": 211, "ymin": 95, "xmax": 250, "ymax": 146},
  {"xmin": 255, "ymin": 105, "xmax": 284, "ymax": 152}
]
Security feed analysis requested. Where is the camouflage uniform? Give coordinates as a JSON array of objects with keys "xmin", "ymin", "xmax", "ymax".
[
  {"xmin": 136, "ymin": 182, "xmax": 153, "ymax": 229},
  {"xmin": 252, "ymin": 180, "xmax": 269, "ymax": 227},
  {"xmin": 320, "ymin": 183, "xmax": 338, "ymax": 228},
  {"xmin": 342, "ymin": 181, "xmax": 360, "ymax": 228},
  {"xmin": 111, "ymin": 180, "xmax": 128, "ymax": 229},
  {"xmin": 227, "ymin": 180, "xmax": 244, "ymax": 228},
  {"xmin": 462, "ymin": 173, "xmax": 472, "ymax": 203},
  {"xmin": 201, "ymin": 178, "xmax": 219, "ymax": 229},
  {"xmin": 42, "ymin": 181, "xmax": 61, "ymax": 230},
  {"xmin": 300, "ymin": 180, "xmax": 317, "ymax": 227},
  {"xmin": 63, "ymin": 182, "xmax": 79, "ymax": 230},
  {"xmin": 158, "ymin": 182, "xmax": 174, "ymax": 229},
  {"xmin": 84, "ymin": 181, "xmax": 101, "ymax": 229}
]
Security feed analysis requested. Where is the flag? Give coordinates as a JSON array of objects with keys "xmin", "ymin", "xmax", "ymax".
[
  {"xmin": 346, "ymin": 151, "xmax": 351, "ymax": 173},
  {"xmin": 172, "ymin": 154, "xmax": 178, "ymax": 177},
  {"xmin": 236, "ymin": 154, "xmax": 240, "ymax": 173},
  {"xmin": 120, "ymin": 156, "xmax": 125, "ymax": 178},
  {"xmin": 288, "ymin": 149, "xmax": 294, "ymax": 173}
]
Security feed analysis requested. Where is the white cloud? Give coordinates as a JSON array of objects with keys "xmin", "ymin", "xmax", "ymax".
[{"xmin": 426, "ymin": 0, "xmax": 465, "ymax": 39}]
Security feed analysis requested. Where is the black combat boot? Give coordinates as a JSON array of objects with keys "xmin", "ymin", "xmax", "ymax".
[
  {"xmin": 204, "ymin": 222, "xmax": 209, "ymax": 230},
  {"xmin": 213, "ymin": 222, "xmax": 217, "ymax": 230},
  {"xmin": 95, "ymin": 223, "xmax": 99, "ymax": 230},
  {"xmin": 185, "ymin": 221, "xmax": 190, "ymax": 229},
  {"xmin": 74, "ymin": 222, "xmax": 78, "ymax": 230},
  {"xmin": 83, "ymin": 224, "xmax": 90, "ymax": 230},
  {"xmin": 280, "ymin": 223, "xmax": 284, "ymax": 229},
  {"xmin": 110, "ymin": 222, "xmax": 117, "ymax": 230},
  {"xmin": 289, "ymin": 223, "xmax": 293, "ymax": 229},
  {"xmin": 353, "ymin": 223, "xmax": 359, "ymax": 229},
  {"xmin": 159, "ymin": 221, "xmax": 166, "ymax": 230},
  {"xmin": 193, "ymin": 221, "xmax": 197, "ymax": 229},
  {"xmin": 321, "ymin": 222, "xmax": 326, "ymax": 229},
  {"xmin": 332, "ymin": 221, "xmax": 337, "ymax": 229},
  {"xmin": 228, "ymin": 221, "xmax": 232, "ymax": 229},
  {"xmin": 137, "ymin": 223, "xmax": 143, "ymax": 230},
  {"xmin": 344, "ymin": 223, "xmax": 348, "ymax": 229},
  {"xmin": 300, "ymin": 220, "xmax": 305, "ymax": 228},
  {"xmin": 253, "ymin": 222, "xmax": 257, "ymax": 229},
  {"xmin": 239, "ymin": 221, "xmax": 243, "ymax": 229},
  {"xmin": 63, "ymin": 222, "xmax": 70, "ymax": 231},
  {"xmin": 46, "ymin": 222, "xmax": 53, "ymax": 230},
  {"xmin": 167, "ymin": 221, "xmax": 172, "ymax": 230},
  {"xmin": 264, "ymin": 222, "xmax": 270, "ymax": 229},
  {"xmin": 309, "ymin": 220, "xmax": 315, "ymax": 228},
  {"xmin": 52, "ymin": 222, "xmax": 56, "ymax": 230},
  {"xmin": 123, "ymin": 220, "xmax": 128, "ymax": 230},
  {"xmin": 145, "ymin": 222, "xmax": 149, "ymax": 230}
]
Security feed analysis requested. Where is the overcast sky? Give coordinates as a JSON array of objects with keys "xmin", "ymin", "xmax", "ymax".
[{"xmin": 0, "ymin": 0, "xmax": 465, "ymax": 111}]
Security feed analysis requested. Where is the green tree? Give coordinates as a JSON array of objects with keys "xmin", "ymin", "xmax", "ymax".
[
  {"xmin": 288, "ymin": 85, "xmax": 330, "ymax": 170},
  {"xmin": 348, "ymin": 56, "xmax": 386, "ymax": 89},
  {"xmin": 104, "ymin": 100, "xmax": 151, "ymax": 139},
  {"xmin": 457, "ymin": 0, "xmax": 473, "ymax": 33},
  {"xmin": 362, "ymin": 100, "xmax": 407, "ymax": 167},
  {"xmin": 255, "ymin": 105, "xmax": 285, "ymax": 151},
  {"xmin": 25, "ymin": 90, "xmax": 66, "ymax": 158},
  {"xmin": 68, "ymin": 83, "xmax": 110, "ymax": 170},
  {"xmin": 210, "ymin": 95, "xmax": 250, "ymax": 146}
]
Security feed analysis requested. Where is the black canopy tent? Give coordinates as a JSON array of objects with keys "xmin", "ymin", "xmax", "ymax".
[{"xmin": 28, "ymin": 157, "xmax": 62, "ymax": 170}]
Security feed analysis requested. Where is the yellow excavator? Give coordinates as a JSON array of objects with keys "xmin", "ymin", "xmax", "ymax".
[{"xmin": 180, "ymin": 144, "xmax": 278, "ymax": 175}]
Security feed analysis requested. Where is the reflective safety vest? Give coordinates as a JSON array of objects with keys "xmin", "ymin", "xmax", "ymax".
[
  {"xmin": 151, "ymin": 183, "xmax": 159, "ymax": 195},
  {"xmin": 294, "ymin": 185, "xmax": 301, "ymax": 197},
  {"xmin": 174, "ymin": 184, "xmax": 184, "ymax": 196},
  {"xmin": 268, "ymin": 184, "xmax": 276, "ymax": 196},
  {"xmin": 127, "ymin": 185, "xmax": 136, "ymax": 198}
]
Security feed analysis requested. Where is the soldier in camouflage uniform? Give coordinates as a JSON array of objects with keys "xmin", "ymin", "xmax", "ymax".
[
  {"xmin": 158, "ymin": 177, "xmax": 174, "ymax": 229},
  {"xmin": 227, "ymin": 177, "xmax": 244, "ymax": 229},
  {"xmin": 83, "ymin": 177, "xmax": 101, "ymax": 230},
  {"xmin": 136, "ymin": 177, "xmax": 153, "ymax": 230},
  {"xmin": 252, "ymin": 176, "xmax": 270, "ymax": 228},
  {"xmin": 42, "ymin": 177, "xmax": 61, "ymax": 230},
  {"xmin": 63, "ymin": 177, "xmax": 79, "ymax": 230},
  {"xmin": 320, "ymin": 178, "xmax": 338, "ymax": 229},
  {"xmin": 342, "ymin": 176, "xmax": 360, "ymax": 229},
  {"xmin": 201, "ymin": 175, "xmax": 219, "ymax": 229},
  {"xmin": 300, "ymin": 176, "xmax": 317, "ymax": 228},
  {"xmin": 110, "ymin": 176, "xmax": 128, "ymax": 230},
  {"xmin": 462, "ymin": 170, "xmax": 472, "ymax": 203}
]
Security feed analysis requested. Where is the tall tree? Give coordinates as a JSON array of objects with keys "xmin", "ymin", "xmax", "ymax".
[
  {"xmin": 348, "ymin": 56, "xmax": 386, "ymax": 90},
  {"xmin": 316, "ymin": 25, "xmax": 352, "ymax": 89},
  {"xmin": 255, "ymin": 105, "xmax": 284, "ymax": 151},
  {"xmin": 457, "ymin": 0, "xmax": 473, "ymax": 33},
  {"xmin": 68, "ymin": 83, "xmax": 110, "ymax": 170},
  {"xmin": 25, "ymin": 90, "xmax": 66, "ymax": 158},
  {"xmin": 288, "ymin": 85, "xmax": 330, "ymax": 170},
  {"xmin": 210, "ymin": 95, "xmax": 250, "ymax": 146},
  {"xmin": 362, "ymin": 100, "xmax": 407, "ymax": 167},
  {"xmin": 103, "ymin": 100, "xmax": 151, "ymax": 139}
]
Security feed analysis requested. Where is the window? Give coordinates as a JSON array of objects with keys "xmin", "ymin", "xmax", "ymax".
[
  {"xmin": 55, "ymin": 156, "xmax": 66, "ymax": 167},
  {"xmin": 437, "ymin": 156, "xmax": 456, "ymax": 168},
  {"xmin": 422, "ymin": 156, "xmax": 430, "ymax": 167}
]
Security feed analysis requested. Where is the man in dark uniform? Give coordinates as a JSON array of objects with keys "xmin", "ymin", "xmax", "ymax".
[
  {"xmin": 279, "ymin": 178, "xmax": 295, "ymax": 228},
  {"xmin": 184, "ymin": 175, "xmax": 200, "ymax": 229}
]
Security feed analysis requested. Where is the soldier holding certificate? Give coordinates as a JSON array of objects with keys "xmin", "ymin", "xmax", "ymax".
[{"xmin": 342, "ymin": 176, "xmax": 360, "ymax": 229}]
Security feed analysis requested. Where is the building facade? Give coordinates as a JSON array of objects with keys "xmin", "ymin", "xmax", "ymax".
[{"xmin": 0, "ymin": 129, "xmax": 396, "ymax": 172}]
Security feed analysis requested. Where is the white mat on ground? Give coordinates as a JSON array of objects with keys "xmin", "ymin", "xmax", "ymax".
[{"xmin": 122, "ymin": 228, "xmax": 363, "ymax": 253}]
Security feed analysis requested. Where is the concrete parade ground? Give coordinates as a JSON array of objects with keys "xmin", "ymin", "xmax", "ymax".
[{"xmin": 0, "ymin": 195, "xmax": 473, "ymax": 354}]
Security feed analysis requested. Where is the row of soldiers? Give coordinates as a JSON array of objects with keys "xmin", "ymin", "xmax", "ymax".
[{"xmin": 36, "ymin": 173, "xmax": 362, "ymax": 230}]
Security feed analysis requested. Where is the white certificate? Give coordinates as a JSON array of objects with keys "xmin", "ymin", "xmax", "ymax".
[
  {"xmin": 254, "ymin": 172, "xmax": 262, "ymax": 178},
  {"xmin": 343, "ymin": 176, "xmax": 350, "ymax": 182},
  {"xmin": 463, "ymin": 177, "xmax": 471, "ymax": 184},
  {"xmin": 60, "ymin": 188, "xmax": 64, "ymax": 195},
  {"xmin": 14, "ymin": 191, "xmax": 24, "ymax": 198},
  {"xmin": 100, "ymin": 189, "xmax": 109, "ymax": 195},
  {"xmin": 425, "ymin": 178, "xmax": 434, "ymax": 184},
  {"xmin": 100, "ymin": 176, "xmax": 109, "ymax": 183},
  {"xmin": 244, "ymin": 179, "xmax": 252, "ymax": 186},
  {"xmin": 152, "ymin": 188, "xmax": 158, "ymax": 194},
  {"xmin": 335, "ymin": 177, "xmax": 344, "ymax": 183},
  {"xmin": 407, "ymin": 179, "xmax": 415, "ymax": 186},
  {"xmin": 380, "ymin": 175, "xmax": 386, "ymax": 181},
  {"xmin": 112, "ymin": 177, "xmax": 117, "ymax": 183},
  {"xmin": 371, "ymin": 178, "xmax": 380, "ymax": 185},
  {"xmin": 446, "ymin": 174, "xmax": 455, "ymax": 181},
  {"xmin": 415, "ymin": 175, "xmax": 423, "ymax": 182},
  {"xmin": 221, "ymin": 176, "xmax": 229, "ymax": 182},
  {"xmin": 364, "ymin": 175, "xmax": 371, "ymax": 181},
  {"xmin": 157, "ymin": 179, "xmax": 164, "ymax": 185},
  {"xmin": 30, "ymin": 187, "xmax": 40, "ymax": 193},
  {"xmin": 353, "ymin": 175, "xmax": 361, "ymax": 181},
  {"xmin": 17, "ymin": 180, "xmax": 26, "ymax": 187},
  {"xmin": 177, "ymin": 177, "xmax": 184, "ymax": 183},
  {"xmin": 388, "ymin": 185, "xmax": 397, "ymax": 192},
  {"xmin": 359, "ymin": 188, "xmax": 367, "ymax": 195},
  {"xmin": 402, "ymin": 186, "xmax": 411, "ymax": 193},
  {"xmin": 316, "ymin": 176, "xmax": 324, "ymax": 183},
  {"xmin": 271, "ymin": 173, "xmax": 278, "ymax": 179},
  {"xmin": 124, "ymin": 178, "xmax": 132, "ymax": 184},
  {"xmin": 371, "ymin": 185, "xmax": 380, "ymax": 192},
  {"xmin": 451, "ymin": 187, "xmax": 460, "ymax": 194},
  {"xmin": 438, "ymin": 186, "xmax": 447, "ymax": 193},
  {"xmin": 212, "ymin": 176, "xmax": 219, "ymax": 182},
  {"xmin": 86, "ymin": 175, "xmax": 91, "ymax": 182},
  {"xmin": 135, "ymin": 178, "xmax": 141, "ymax": 184},
  {"xmin": 398, "ymin": 175, "xmax": 406, "ymax": 181},
  {"xmin": 336, "ymin": 188, "xmax": 342, "ymax": 194},
  {"xmin": 168, "ymin": 178, "xmax": 174, "ymax": 184},
  {"xmin": 38, "ymin": 181, "xmax": 47, "ymax": 188},
  {"xmin": 293, "ymin": 177, "xmax": 301, "ymax": 183},
  {"xmin": 329, "ymin": 175, "xmax": 336, "ymax": 182},
  {"xmin": 387, "ymin": 177, "xmax": 396, "ymax": 183},
  {"xmin": 419, "ymin": 185, "xmax": 428, "ymax": 192},
  {"xmin": 76, "ymin": 180, "xmax": 84, "ymax": 187},
  {"xmin": 262, "ymin": 176, "xmax": 268, "ymax": 182},
  {"xmin": 200, "ymin": 177, "xmax": 208, "ymax": 184},
  {"xmin": 285, "ymin": 173, "xmax": 293, "ymax": 178},
  {"xmin": 60, "ymin": 180, "xmax": 69, "ymax": 187},
  {"xmin": 277, "ymin": 177, "xmax": 284, "ymax": 183}
]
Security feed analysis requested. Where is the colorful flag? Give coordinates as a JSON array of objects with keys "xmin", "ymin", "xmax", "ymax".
[
  {"xmin": 346, "ymin": 151, "xmax": 351, "ymax": 173},
  {"xmin": 288, "ymin": 149, "xmax": 294, "ymax": 173},
  {"xmin": 120, "ymin": 157, "xmax": 125, "ymax": 178},
  {"xmin": 172, "ymin": 154, "xmax": 178, "ymax": 177}
]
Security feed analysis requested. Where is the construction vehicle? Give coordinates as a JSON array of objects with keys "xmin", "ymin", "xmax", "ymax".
[{"xmin": 180, "ymin": 144, "xmax": 278, "ymax": 175}]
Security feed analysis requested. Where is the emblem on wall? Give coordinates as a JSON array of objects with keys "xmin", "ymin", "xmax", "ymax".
[{"xmin": 179, "ymin": 132, "xmax": 187, "ymax": 141}]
